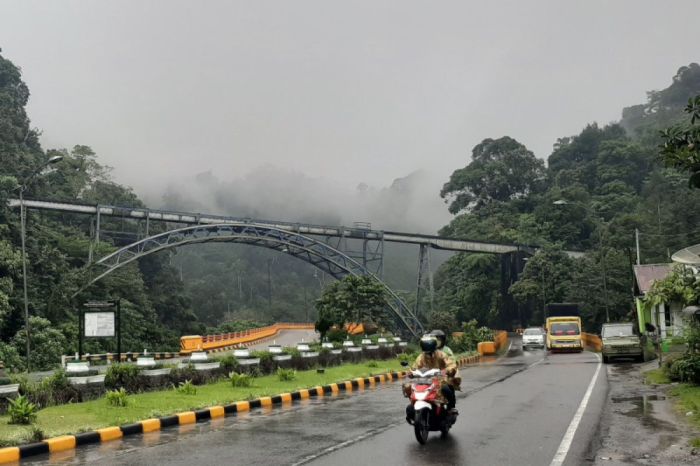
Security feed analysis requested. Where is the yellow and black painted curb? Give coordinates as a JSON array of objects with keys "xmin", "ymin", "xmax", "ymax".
[
  {"xmin": 0, "ymin": 355, "xmax": 481, "ymax": 464},
  {"xmin": 455, "ymin": 354, "xmax": 481, "ymax": 366},
  {"xmin": 0, "ymin": 371, "xmax": 405, "ymax": 464}
]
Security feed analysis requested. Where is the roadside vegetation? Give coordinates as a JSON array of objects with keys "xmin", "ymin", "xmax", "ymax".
[
  {"xmin": 2, "ymin": 51, "xmax": 700, "ymax": 373},
  {"xmin": 643, "ymin": 320, "xmax": 700, "ymax": 445}
]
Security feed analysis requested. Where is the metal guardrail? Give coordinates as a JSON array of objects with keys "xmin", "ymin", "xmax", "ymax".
[{"xmin": 181, "ymin": 323, "xmax": 316, "ymax": 353}]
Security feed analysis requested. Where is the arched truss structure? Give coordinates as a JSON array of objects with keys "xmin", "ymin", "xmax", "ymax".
[{"xmin": 86, "ymin": 223, "xmax": 424, "ymax": 337}]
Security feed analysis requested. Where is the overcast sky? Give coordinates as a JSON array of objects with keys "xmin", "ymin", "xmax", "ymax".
[{"xmin": 1, "ymin": 0, "xmax": 699, "ymax": 201}]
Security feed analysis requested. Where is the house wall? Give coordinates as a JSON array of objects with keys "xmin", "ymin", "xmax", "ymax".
[
  {"xmin": 635, "ymin": 299, "xmax": 686, "ymax": 338},
  {"xmin": 635, "ymin": 298, "xmax": 651, "ymax": 333}
]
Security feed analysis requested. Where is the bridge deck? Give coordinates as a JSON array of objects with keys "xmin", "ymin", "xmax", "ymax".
[{"xmin": 8, "ymin": 198, "xmax": 584, "ymax": 256}]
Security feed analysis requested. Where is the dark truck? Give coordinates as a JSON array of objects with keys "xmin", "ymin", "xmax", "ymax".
[{"xmin": 601, "ymin": 322, "xmax": 644, "ymax": 363}]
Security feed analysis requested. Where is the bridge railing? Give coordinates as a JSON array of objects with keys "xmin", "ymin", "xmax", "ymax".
[{"xmin": 181, "ymin": 322, "xmax": 315, "ymax": 354}]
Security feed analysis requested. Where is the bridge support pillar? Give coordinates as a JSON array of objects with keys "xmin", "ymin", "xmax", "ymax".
[{"xmin": 414, "ymin": 244, "xmax": 434, "ymax": 324}]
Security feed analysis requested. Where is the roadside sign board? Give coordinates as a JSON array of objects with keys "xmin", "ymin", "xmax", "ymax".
[
  {"xmin": 84, "ymin": 311, "xmax": 115, "ymax": 337},
  {"xmin": 79, "ymin": 300, "xmax": 121, "ymax": 361}
]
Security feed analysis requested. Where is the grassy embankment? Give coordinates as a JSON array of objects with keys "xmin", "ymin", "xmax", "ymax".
[
  {"xmin": 0, "ymin": 359, "xmax": 405, "ymax": 446},
  {"xmin": 645, "ymin": 368, "xmax": 700, "ymax": 447}
]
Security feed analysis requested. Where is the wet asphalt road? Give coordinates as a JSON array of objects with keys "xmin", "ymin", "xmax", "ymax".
[
  {"xmin": 247, "ymin": 329, "xmax": 319, "ymax": 350},
  {"xmin": 26, "ymin": 338, "xmax": 606, "ymax": 466}
]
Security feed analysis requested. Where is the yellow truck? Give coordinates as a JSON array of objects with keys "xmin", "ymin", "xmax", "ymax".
[{"xmin": 545, "ymin": 303, "xmax": 583, "ymax": 352}]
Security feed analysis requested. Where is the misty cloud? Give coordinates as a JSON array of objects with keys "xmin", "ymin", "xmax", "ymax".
[{"xmin": 159, "ymin": 166, "xmax": 452, "ymax": 234}]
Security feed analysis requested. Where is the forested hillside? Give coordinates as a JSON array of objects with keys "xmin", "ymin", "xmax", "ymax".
[
  {"xmin": 434, "ymin": 63, "xmax": 700, "ymax": 332},
  {"xmin": 2, "ymin": 47, "xmax": 699, "ymax": 370},
  {"xmin": 0, "ymin": 51, "xmax": 200, "ymax": 370}
]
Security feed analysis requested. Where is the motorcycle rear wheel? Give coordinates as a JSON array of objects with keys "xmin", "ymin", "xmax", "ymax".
[
  {"xmin": 440, "ymin": 425, "xmax": 450, "ymax": 438},
  {"xmin": 414, "ymin": 408, "xmax": 430, "ymax": 444}
]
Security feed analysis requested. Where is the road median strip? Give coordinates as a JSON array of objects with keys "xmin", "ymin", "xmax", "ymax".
[{"xmin": 0, "ymin": 354, "xmax": 480, "ymax": 463}]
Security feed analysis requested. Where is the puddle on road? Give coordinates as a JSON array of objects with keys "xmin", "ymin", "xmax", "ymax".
[
  {"xmin": 611, "ymin": 394, "xmax": 675, "ymax": 431},
  {"xmin": 611, "ymin": 363, "xmax": 637, "ymax": 372}
]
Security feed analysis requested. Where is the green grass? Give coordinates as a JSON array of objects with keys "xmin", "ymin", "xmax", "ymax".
[
  {"xmin": 670, "ymin": 384, "xmax": 700, "ymax": 430},
  {"xmin": 0, "ymin": 360, "xmax": 404, "ymax": 446},
  {"xmin": 644, "ymin": 368, "xmax": 671, "ymax": 385}
]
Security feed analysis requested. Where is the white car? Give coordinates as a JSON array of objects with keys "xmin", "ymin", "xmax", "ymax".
[{"xmin": 522, "ymin": 327, "xmax": 545, "ymax": 350}]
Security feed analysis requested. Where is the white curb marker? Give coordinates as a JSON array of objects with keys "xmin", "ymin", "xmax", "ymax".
[{"xmin": 549, "ymin": 353, "xmax": 602, "ymax": 466}]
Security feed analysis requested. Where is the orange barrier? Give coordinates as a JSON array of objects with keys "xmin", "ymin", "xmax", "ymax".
[
  {"xmin": 180, "ymin": 322, "xmax": 315, "ymax": 354},
  {"xmin": 477, "ymin": 341, "xmax": 496, "ymax": 355},
  {"xmin": 477, "ymin": 330, "xmax": 508, "ymax": 356},
  {"xmin": 494, "ymin": 331, "xmax": 508, "ymax": 351},
  {"xmin": 345, "ymin": 323, "xmax": 365, "ymax": 335},
  {"xmin": 581, "ymin": 332, "xmax": 602, "ymax": 352}
]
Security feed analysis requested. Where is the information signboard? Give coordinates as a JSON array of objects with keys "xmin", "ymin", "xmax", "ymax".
[
  {"xmin": 79, "ymin": 300, "xmax": 121, "ymax": 362},
  {"xmin": 84, "ymin": 311, "xmax": 115, "ymax": 337}
]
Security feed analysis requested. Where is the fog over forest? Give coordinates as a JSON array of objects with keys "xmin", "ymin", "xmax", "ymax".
[{"xmin": 154, "ymin": 166, "xmax": 452, "ymax": 234}]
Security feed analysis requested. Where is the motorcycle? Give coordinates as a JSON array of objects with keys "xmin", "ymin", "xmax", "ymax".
[{"xmin": 401, "ymin": 363, "xmax": 458, "ymax": 444}]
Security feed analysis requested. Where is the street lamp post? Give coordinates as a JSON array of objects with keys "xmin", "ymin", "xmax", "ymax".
[
  {"xmin": 18, "ymin": 155, "xmax": 63, "ymax": 372},
  {"xmin": 553, "ymin": 199, "xmax": 610, "ymax": 323}
]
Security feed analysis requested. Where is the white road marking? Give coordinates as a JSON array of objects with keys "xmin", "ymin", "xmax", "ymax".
[
  {"xmin": 549, "ymin": 353, "xmax": 602, "ymax": 466},
  {"xmin": 528, "ymin": 358, "xmax": 544, "ymax": 369}
]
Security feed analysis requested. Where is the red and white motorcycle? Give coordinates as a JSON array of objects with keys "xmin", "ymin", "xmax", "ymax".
[{"xmin": 402, "ymin": 365, "xmax": 458, "ymax": 444}]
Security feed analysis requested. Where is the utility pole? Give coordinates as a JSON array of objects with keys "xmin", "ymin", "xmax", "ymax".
[
  {"xmin": 17, "ymin": 155, "xmax": 64, "ymax": 372},
  {"xmin": 635, "ymin": 228, "xmax": 641, "ymax": 265},
  {"xmin": 599, "ymin": 221, "xmax": 611, "ymax": 323},
  {"xmin": 19, "ymin": 187, "xmax": 30, "ymax": 372},
  {"xmin": 541, "ymin": 266, "xmax": 547, "ymax": 321}
]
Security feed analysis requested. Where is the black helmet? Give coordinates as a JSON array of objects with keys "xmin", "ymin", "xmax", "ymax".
[
  {"xmin": 420, "ymin": 335, "xmax": 438, "ymax": 354},
  {"xmin": 430, "ymin": 329, "xmax": 446, "ymax": 349}
]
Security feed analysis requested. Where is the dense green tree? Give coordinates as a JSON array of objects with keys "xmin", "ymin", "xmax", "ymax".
[
  {"xmin": 659, "ymin": 95, "xmax": 700, "ymax": 187},
  {"xmin": 11, "ymin": 316, "xmax": 67, "ymax": 371},
  {"xmin": 314, "ymin": 275, "xmax": 387, "ymax": 340},
  {"xmin": 622, "ymin": 63, "xmax": 700, "ymax": 144},
  {"xmin": 440, "ymin": 136, "xmax": 546, "ymax": 214},
  {"xmin": 426, "ymin": 309, "xmax": 459, "ymax": 335},
  {"xmin": 436, "ymin": 64, "xmax": 700, "ymax": 332}
]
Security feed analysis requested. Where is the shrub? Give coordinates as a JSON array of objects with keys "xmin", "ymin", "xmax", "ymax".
[
  {"xmin": 105, "ymin": 364, "xmax": 141, "ymax": 392},
  {"xmin": 451, "ymin": 320, "xmax": 494, "ymax": 353},
  {"xmin": 229, "ymin": 372, "xmax": 252, "ymax": 388},
  {"xmin": 326, "ymin": 328, "xmax": 348, "ymax": 343},
  {"xmin": 277, "ymin": 368, "xmax": 296, "ymax": 381},
  {"xmin": 366, "ymin": 360, "xmax": 378, "ymax": 368},
  {"xmin": 41, "ymin": 370, "xmax": 79, "ymax": 405},
  {"xmin": 9, "ymin": 374, "xmax": 30, "ymax": 393},
  {"xmin": 26, "ymin": 426, "xmax": 44, "ymax": 443},
  {"xmin": 252, "ymin": 351, "xmax": 275, "ymax": 374},
  {"xmin": 11, "ymin": 316, "xmax": 67, "ymax": 371},
  {"xmin": 105, "ymin": 388, "xmax": 129, "ymax": 407},
  {"xmin": 176, "ymin": 379, "xmax": 197, "ymax": 395},
  {"xmin": 7, "ymin": 395, "xmax": 38, "ymax": 424},
  {"xmin": 669, "ymin": 354, "xmax": 700, "ymax": 384},
  {"xmin": 216, "ymin": 355, "xmax": 240, "ymax": 373},
  {"xmin": 0, "ymin": 341, "xmax": 24, "ymax": 372}
]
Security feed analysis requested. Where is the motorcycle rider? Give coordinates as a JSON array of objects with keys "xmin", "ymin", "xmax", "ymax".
[
  {"xmin": 430, "ymin": 329, "xmax": 454, "ymax": 357},
  {"xmin": 410, "ymin": 334, "xmax": 458, "ymax": 413},
  {"xmin": 430, "ymin": 328, "xmax": 461, "ymax": 391}
]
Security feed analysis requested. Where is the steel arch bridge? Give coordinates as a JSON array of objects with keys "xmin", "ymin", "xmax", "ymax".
[{"xmin": 84, "ymin": 223, "xmax": 424, "ymax": 338}]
